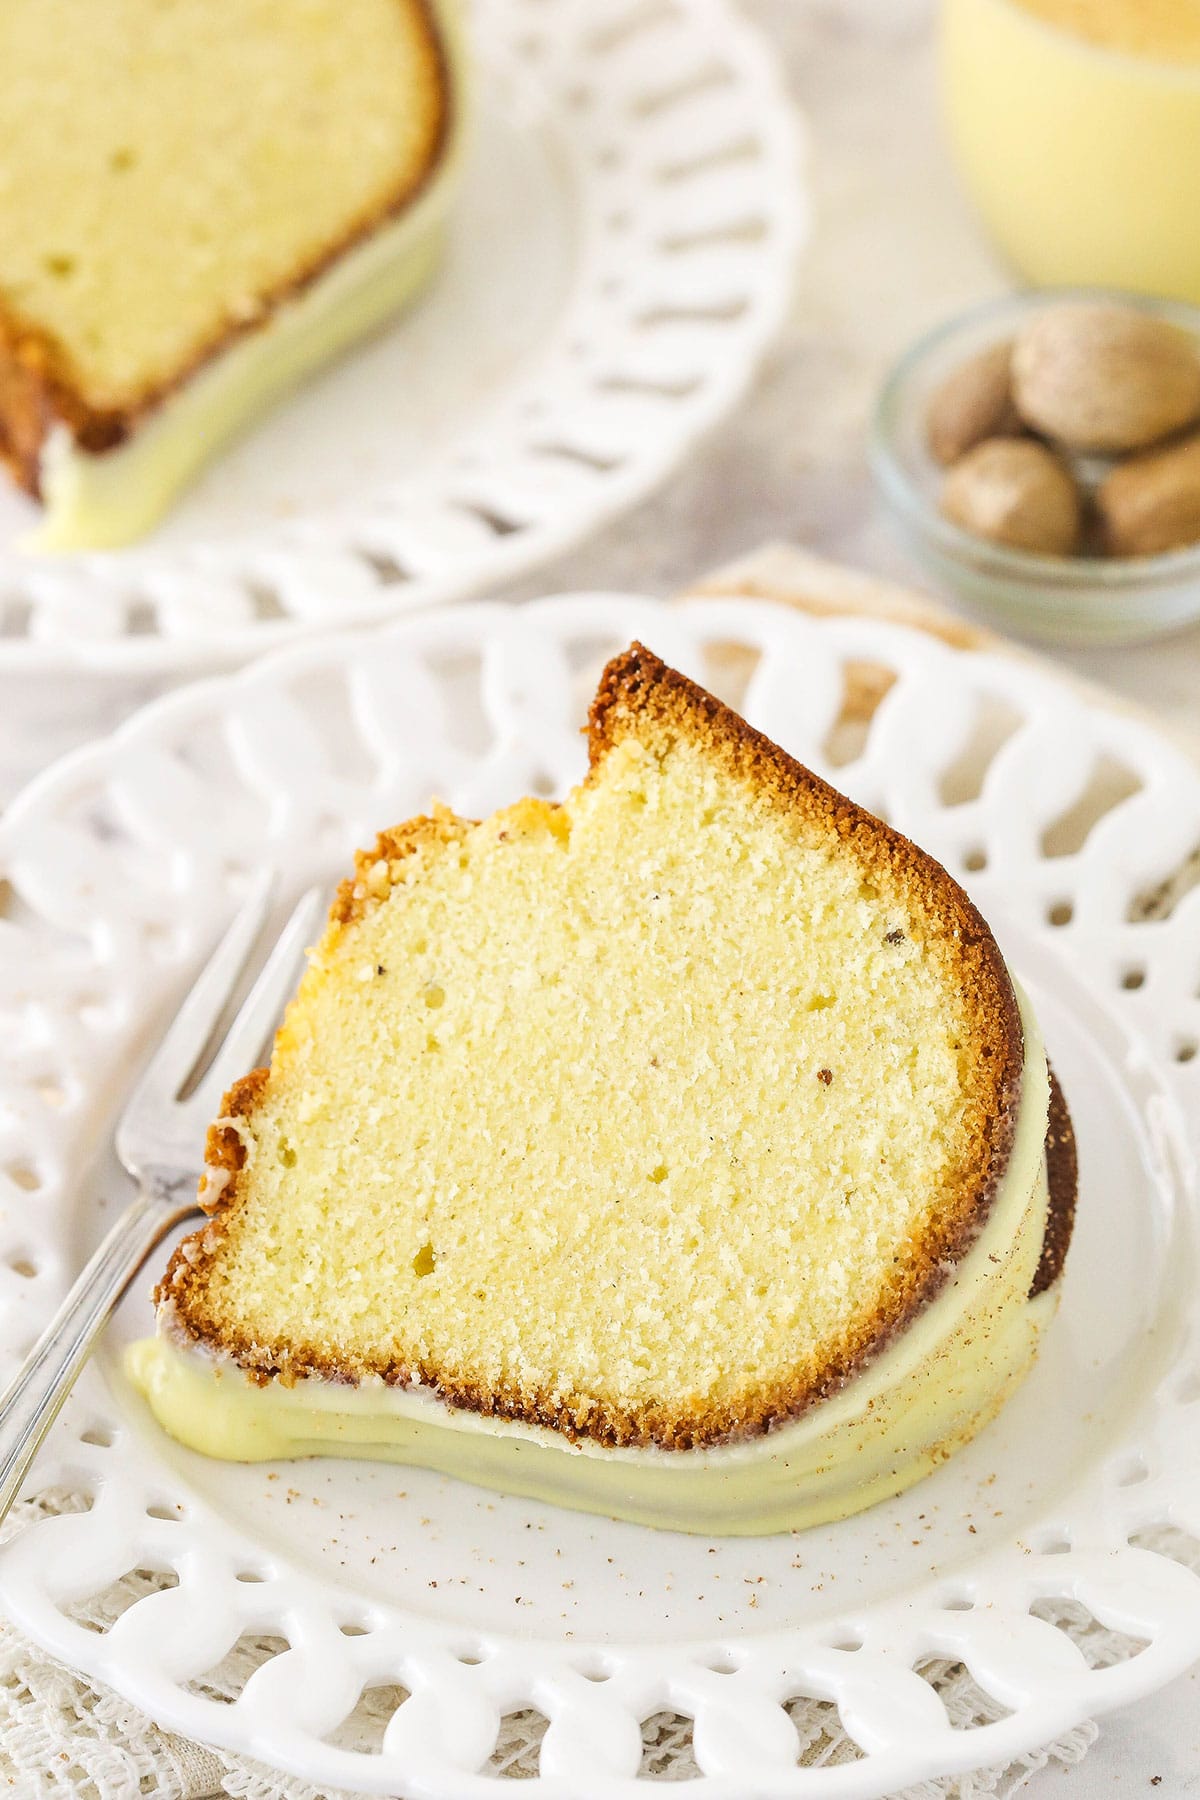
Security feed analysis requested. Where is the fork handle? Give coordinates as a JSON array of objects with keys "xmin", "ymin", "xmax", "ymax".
[{"xmin": 0, "ymin": 1180, "xmax": 197, "ymax": 1526}]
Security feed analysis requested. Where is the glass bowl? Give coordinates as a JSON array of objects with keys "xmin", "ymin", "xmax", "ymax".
[{"xmin": 870, "ymin": 289, "xmax": 1200, "ymax": 647}]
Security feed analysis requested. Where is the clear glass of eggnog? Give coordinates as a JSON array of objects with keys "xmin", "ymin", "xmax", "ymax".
[{"xmin": 941, "ymin": 0, "xmax": 1200, "ymax": 303}]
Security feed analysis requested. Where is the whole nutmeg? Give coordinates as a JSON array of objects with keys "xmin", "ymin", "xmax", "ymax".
[
  {"xmin": 926, "ymin": 340, "xmax": 1023, "ymax": 465},
  {"xmin": 940, "ymin": 438, "xmax": 1082, "ymax": 555},
  {"xmin": 1098, "ymin": 431, "xmax": 1200, "ymax": 557},
  {"xmin": 1012, "ymin": 302, "xmax": 1200, "ymax": 453}
]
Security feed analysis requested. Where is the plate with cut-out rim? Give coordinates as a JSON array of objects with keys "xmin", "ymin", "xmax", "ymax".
[
  {"xmin": 0, "ymin": 593, "xmax": 1197, "ymax": 1798},
  {"xmin": 0, "ymin": 0, "xmax": 804, "ymax": 675}
]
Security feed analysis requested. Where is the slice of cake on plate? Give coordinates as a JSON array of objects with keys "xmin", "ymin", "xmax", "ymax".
[
  {"xmin": 129, "ymin": 646, "xmax": 1076, "ymax": 1535},
  {"xmin": 0, "ymin": 0, "xmax": 460, "ymax": 549}
]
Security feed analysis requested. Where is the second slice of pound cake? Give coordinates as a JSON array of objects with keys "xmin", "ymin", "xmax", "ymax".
[
  {"xmin": 129, "ymin": 646, "xmax": 1075, "ymax": 1534},
  {"xmin": 0, "ymin": 0, "xmax": 459, "ymax": 547}
]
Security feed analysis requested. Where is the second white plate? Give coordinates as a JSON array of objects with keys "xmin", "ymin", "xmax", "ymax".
[{"xmin": 0, "ymin": 0, "xmax": 804, "ymax": 672}]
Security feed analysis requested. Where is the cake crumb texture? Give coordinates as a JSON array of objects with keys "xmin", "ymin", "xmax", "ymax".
[{"xmin": 162, "ymin": 646, "xmax": 1026, "ymax": 1450}]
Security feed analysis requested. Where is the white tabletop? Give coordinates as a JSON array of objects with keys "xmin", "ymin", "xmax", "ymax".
[{"xmin": 1, "ymin": 2, "xmax": 1196, "ymax": 1793}]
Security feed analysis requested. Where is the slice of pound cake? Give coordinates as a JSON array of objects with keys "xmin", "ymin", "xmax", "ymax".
[
  {"xmin": 129, "ymin": 646, "xmax": 1076, "ymax": 1535},
  {"xmin": 0, "ymin": 0, "xmax": 459, "ymax": 548}
]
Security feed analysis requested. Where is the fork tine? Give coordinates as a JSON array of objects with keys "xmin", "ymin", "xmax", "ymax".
[
  {"xmin": 189, "ymin": 885, "xmax": 325, "ymax": 1115},
  {"xmin": 119, "ymin": 870, "xmax": 277, "ymax": 1146}
]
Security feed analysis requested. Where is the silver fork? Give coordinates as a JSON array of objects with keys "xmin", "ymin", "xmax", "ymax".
[{"xmin": 0, "ymin": 873, "xmax": 324, "ymax": 1526}]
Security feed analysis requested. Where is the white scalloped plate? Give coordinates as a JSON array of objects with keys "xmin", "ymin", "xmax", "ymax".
[
  {"xmin": 0, "ymin": 595, "xmax": 1198, "ymax": 1798},
  {"xmin": 0, "ymin": 0, "xmax": 803, "ymax": 675}
]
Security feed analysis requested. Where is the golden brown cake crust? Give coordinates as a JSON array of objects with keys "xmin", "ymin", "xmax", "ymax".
[
  {"xmin": 329, "ymin": 807, "xmax": 473, "ymax": 928},
  {"xmin": 0, "ymin": 0, "xmax": 451, "ymax": 496},
  {"xmin": 1031, "ymin": 1064, "xmax": 1077, "ymax": 1298},
  {"xmin": 157, "ymin": 645, "xmax": 1059, "ymax": 1451}
]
